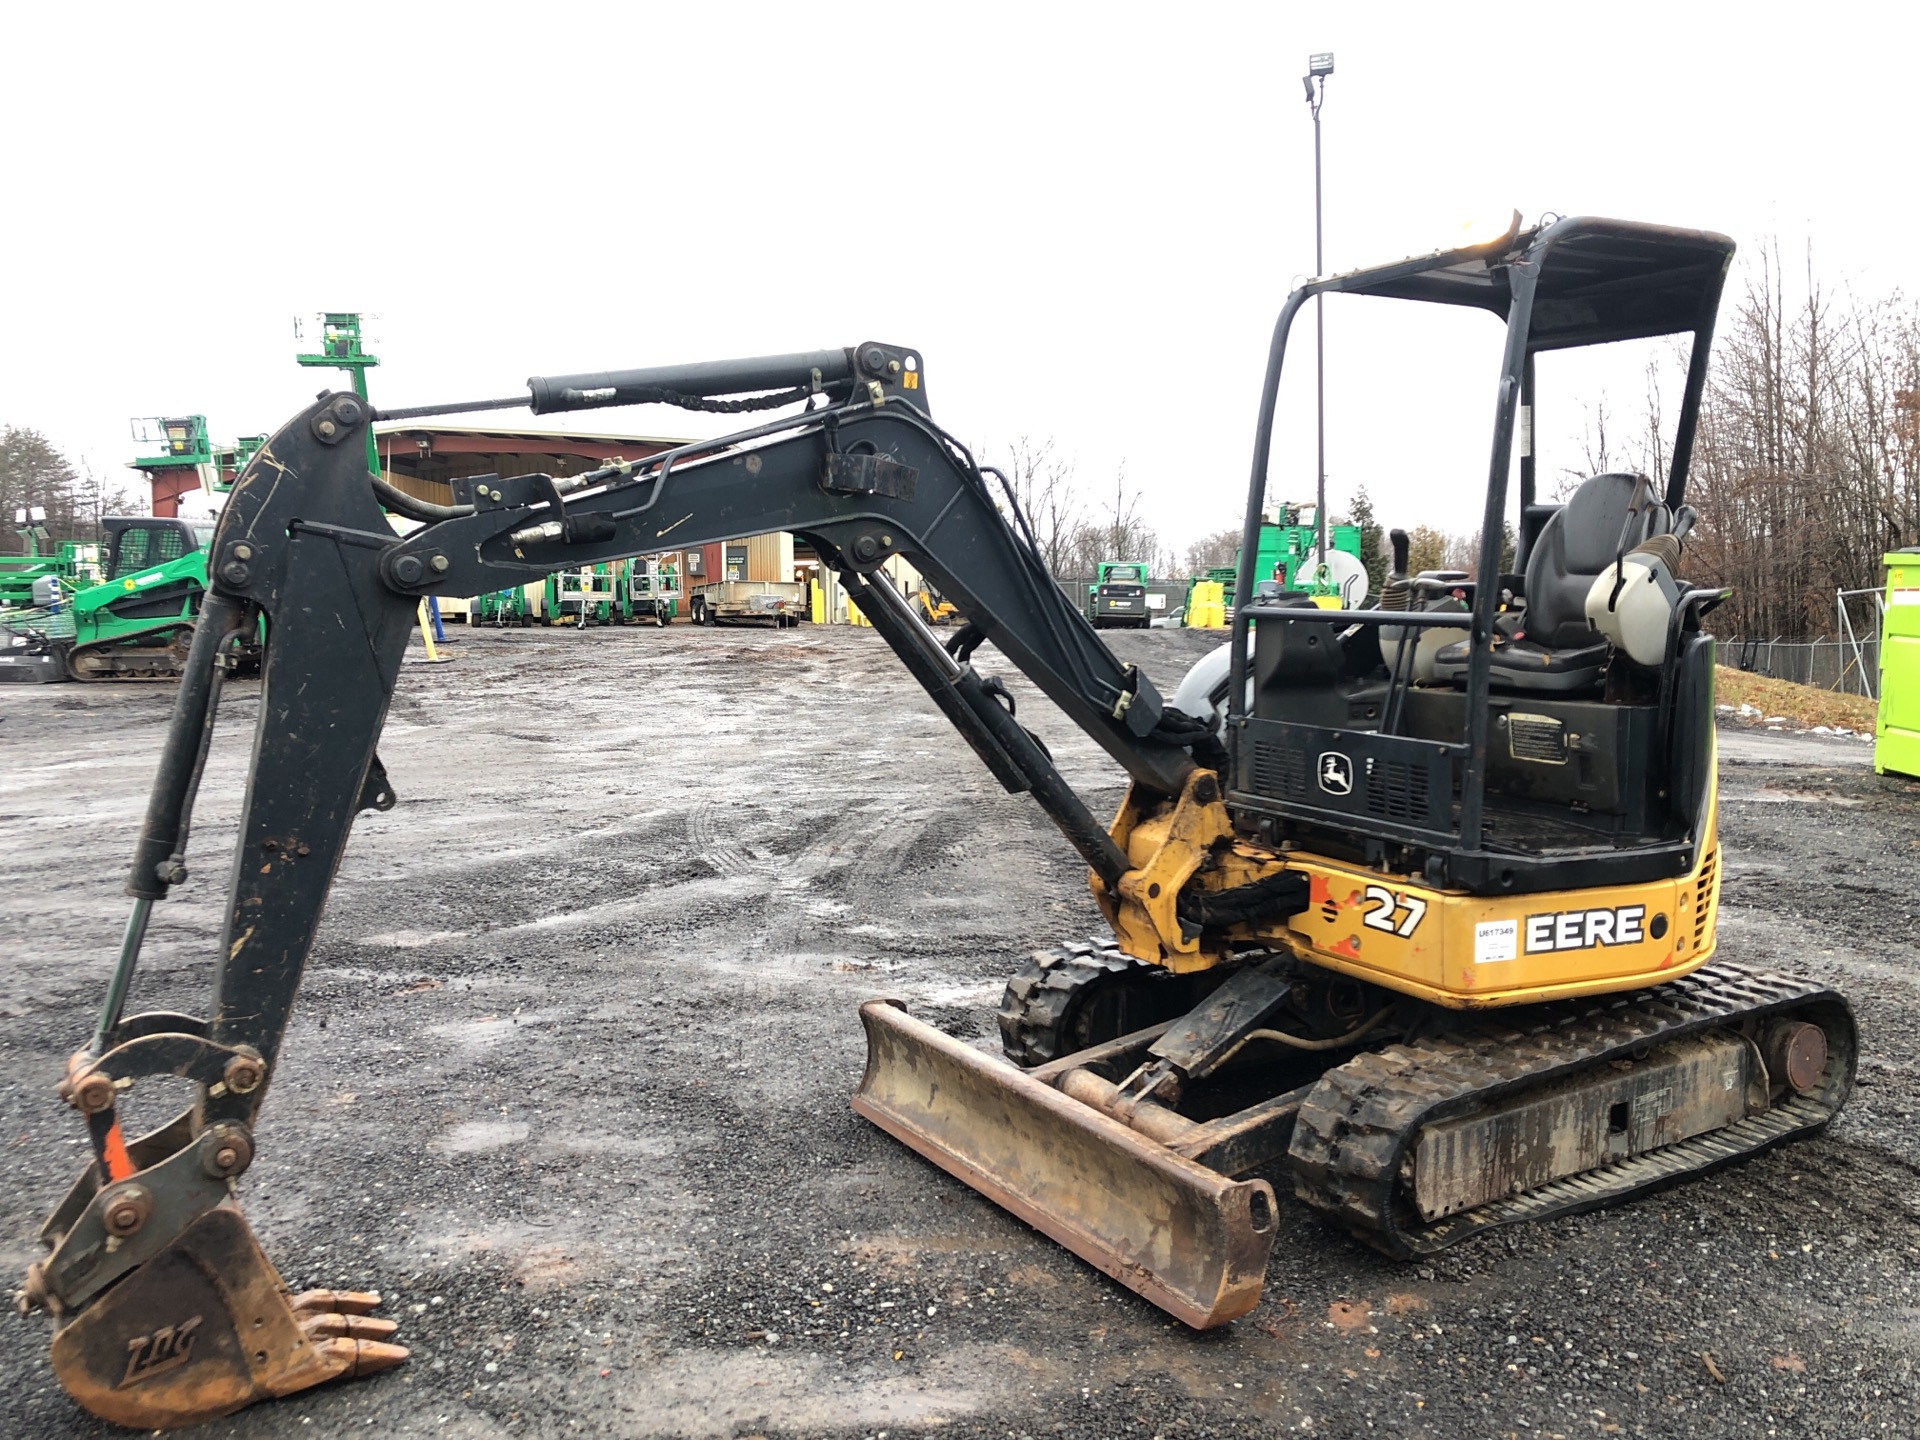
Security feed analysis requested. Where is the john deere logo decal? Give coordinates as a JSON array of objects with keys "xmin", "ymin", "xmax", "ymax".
[{"xmin": 1317, "ymin": 752, "xmax": 1354, "ymax": 796}]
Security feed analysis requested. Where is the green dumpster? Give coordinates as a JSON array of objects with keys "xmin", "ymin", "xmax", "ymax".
[{"xmin": 1878, "ymin": 548, "xmax": 1920, "ymax": 779}]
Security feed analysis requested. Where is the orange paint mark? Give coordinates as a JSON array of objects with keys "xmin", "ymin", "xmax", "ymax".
[
  {"xmin": 1309, "ymin": 874, "xmax": 1334, "ymax": 905},
  {"xmin": 101, "ymin": 1117, "xmax": 135, "ymax": 1183},
  {"xmin": 1326, "ymin": 1300, "xmax": 1372, "ymax": 1333},
  {"xmin": 1332, "ymin": 934, "xmax": 1362, "ymax": 957}
]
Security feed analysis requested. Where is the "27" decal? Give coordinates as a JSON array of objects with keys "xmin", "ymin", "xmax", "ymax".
[{"xmin": 1359, "ymin": 885, "xmax": 1427, "ymax": 938}]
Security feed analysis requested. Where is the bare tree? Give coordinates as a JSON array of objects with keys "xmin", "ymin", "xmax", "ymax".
[
  {"xmin": 1524, "ymin": 238, "xmax": 1920, "ymax": 641},
  {"xmin": 1557, "ymin": 396, "xmax": 1614, "ymax": 499},
  {"xmin": 1059, "ymin": 462, "xmax": 1166, "ymax": 576},
  {"xmin": 996, "ymin": 436, "xmax": 1082, "ymax": 577},
  {"xmin": 1637, "ymin": 351, "xmax": 1672, "ymax": 487},
  {"xmin": 1184, "ymin": 525, "xmax": 1241, "ymax": 575},
  {"xmin": 1100, "ymin": 462, "xmax": 1159, "ymax": 563},
  {"xmin": 1684, "ymin": 239, "xmax": 1920, "ymax": 636},
  {"xmin": 1440, "ymin": 522, "xmax": 1516, "ymax": 579}
]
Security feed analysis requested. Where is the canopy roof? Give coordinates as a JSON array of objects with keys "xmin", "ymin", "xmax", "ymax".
[{"xmin": 1316, "ymin": 216, "xmax": 1735, "ymax": 350}]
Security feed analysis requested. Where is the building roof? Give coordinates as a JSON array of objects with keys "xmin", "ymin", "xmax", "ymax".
[{"xmin": 373, "ymin": 424, "xmax": 695, "ymax": 504}]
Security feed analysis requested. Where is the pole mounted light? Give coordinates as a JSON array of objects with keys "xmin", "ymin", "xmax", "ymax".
[{"xmin": 1304, "ymin": 51, "xmax": 1333, "ymax": 581}]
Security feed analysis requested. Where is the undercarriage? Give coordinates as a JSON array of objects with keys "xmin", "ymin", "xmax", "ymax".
[{"xmin": 855, "ymin": 945, "xmax": 1854, "ymax": 1323}]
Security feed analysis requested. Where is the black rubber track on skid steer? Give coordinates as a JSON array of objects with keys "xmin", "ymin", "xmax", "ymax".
[{"xmin": 1288, "ymin": 962, "xmax": 1856, "ymax": 1257}]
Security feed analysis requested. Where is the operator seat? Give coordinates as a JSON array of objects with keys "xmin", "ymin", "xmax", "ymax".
[{"xmin": 1432, "ymin": 471, "xmax": 1655, "ymax": 693}]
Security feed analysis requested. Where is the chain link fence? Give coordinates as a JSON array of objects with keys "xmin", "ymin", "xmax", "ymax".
[{"xmin": 1720, "ymin": 635, "xmax": 1881, "ymax": 697}]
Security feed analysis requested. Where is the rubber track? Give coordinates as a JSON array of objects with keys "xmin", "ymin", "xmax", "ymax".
[
  {"xmin": 996, "ymin": 941, "xmax": 1142, "ymax": 1066},
  {"xmin": 67, "ymin": 628, "xmax": 192, "ymax": 682},
  {"xmin": 1288, "ymin": 962, "xmax": 1856, "ymax": 1257}
]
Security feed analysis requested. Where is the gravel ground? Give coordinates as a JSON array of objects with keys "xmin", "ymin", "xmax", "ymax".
[{"xmin": 1, "ymin": 625, "xmax": 1915, "ymax": 1440}]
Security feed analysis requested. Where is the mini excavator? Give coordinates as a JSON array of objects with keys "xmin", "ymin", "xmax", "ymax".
[{"xmin": 26, "ymin": 216, "xmax": 1855, "ymax": 1428}]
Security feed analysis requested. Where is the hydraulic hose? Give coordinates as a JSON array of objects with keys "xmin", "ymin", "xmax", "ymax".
[{"xmin": 370, "ymin": 476, "xmax": 474, "ymax": 523}]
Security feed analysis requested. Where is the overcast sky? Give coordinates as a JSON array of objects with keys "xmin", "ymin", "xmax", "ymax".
[{"xmin": 5, "ymin": 3, "xmax": 1912, "ymax": 556}]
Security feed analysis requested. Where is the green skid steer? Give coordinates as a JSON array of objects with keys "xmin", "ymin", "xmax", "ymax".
[{"xmin": 0, "ymin": 518, "xmax": 255, "ymax": 683}]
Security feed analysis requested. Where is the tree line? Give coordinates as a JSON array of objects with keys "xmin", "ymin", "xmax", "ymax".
[
  {"xmin": 1683, "ymin": 247, "xmax": 1918, "ymax": 638},
  {"xmin": 0, "ymin": 427, "xmax": 142, "ymax": 554},
  {"xmin": 1523, "ymin": 244, "xmax": 1916, "ymax": 639},
  {"xmin": 23, "ymin": 256, "xmax": 1911, "ymax": 639},
  {"xmin": 997, "ymin": 436, "xmax": 1185, "ymax": 580},
  {"xmin": 1005, "ymin": 245, "xmax": 1919, "ymax": 643}
]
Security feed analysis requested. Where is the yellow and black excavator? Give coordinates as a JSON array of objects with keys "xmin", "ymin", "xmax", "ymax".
[{"xmin": 25, "ymin": 216, "xmax": 1854, "ymax": 1428}]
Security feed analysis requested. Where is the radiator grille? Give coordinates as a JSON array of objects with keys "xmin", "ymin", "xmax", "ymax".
[
  {"xmin": 1365, "ymin": 759, "xmax": 1430, "ymax": 822},
  {"xmin": 1692, "ymin": 850, "xmax": 1718, "ymax": 951},
  {"xmin": 1252, "ymin": 741, "xmax": 1310, "ymax": 799}
]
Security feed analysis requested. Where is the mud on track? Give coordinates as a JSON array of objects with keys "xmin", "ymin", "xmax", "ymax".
[{"xmin": 1, "ymin": 625, "xmax": 1916, "ymax": 1439}]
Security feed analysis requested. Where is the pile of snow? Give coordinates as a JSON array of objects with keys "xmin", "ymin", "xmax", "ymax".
[{"xmin": 1715, "ymin": 699, "xmax": 1874, "ymax": 740}]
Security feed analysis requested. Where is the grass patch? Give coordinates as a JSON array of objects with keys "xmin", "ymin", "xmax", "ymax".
[{"xmin": 1715, "ymin": 666, "xmax": 1878, "ymax": 732}]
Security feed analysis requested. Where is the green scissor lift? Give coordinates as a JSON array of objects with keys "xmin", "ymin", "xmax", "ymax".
[
  {"xmin": 1877, "ymin": 549, "xmax": 1920, "ymax": 779},
  {"xmin": 0, "ymin": 510, "xmax": 104, "ymax": 612}
]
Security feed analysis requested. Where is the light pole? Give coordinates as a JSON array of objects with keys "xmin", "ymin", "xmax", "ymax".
[{"xmin": 1304, "ymin": 51, "xmax": 1334, "ymax": 582}]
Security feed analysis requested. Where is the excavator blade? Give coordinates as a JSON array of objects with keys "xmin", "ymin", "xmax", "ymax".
[
  {"xmin": 851, "ymin": 1000, "xmax": 1277, "ymax": 1328},
  {"xmin": 42, "ymin": 1206, "xmax": 405, "ymax": 1430}
]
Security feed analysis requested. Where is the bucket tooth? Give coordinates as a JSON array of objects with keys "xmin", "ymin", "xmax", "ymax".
[
  {"xmin": 46, "ymin": 1206, "xmax": 406, "ymax": 1429},
  {"xmin": 851, "ymin": 999, "xmax": 1276, "ymax": 1328},
  {"xmin": 298, "ymin": 1312, "xmax": 402, "ymax": 1342}
]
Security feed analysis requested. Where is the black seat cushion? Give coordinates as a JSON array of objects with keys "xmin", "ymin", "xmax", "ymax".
[
  {"xmin": 1432, "ymin": 636, "xmax": 1610, "ymax": 693},
  {"xmin": 1436, "ymin": 641, "xmax": 1612, "ymax": 695},
  {"xmin": 1430, "ymin": 473, "xmax": 1653, "ymax": 694}
]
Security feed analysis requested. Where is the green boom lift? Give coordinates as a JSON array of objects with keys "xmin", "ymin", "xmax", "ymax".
[{"xmin": 1187, "ymin": 505, "xmax": 1365, "ymax": 621}]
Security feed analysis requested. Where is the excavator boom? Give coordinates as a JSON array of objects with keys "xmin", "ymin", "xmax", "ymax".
[{"xmin": 25, "ymin": 345, "xmax": 1234, "ymax": 1426}]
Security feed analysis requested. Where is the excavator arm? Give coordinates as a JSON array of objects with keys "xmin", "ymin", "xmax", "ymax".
[
  {"xmin": 27, "ymin": 344, "xmax": 1231, "ymax": 1428},
  {"xmin": 372, "ymin": 341, "xmax": 1198, "ymax": 865}
]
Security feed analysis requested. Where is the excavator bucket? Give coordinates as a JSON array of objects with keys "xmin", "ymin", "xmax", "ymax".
[
  {"xmin": 40, "ymin": 1206, "xmax": 405, "ymax": 1430},
  {"xmin": 851, "ymin": 1000, "xmax": 1277, "ymax": 1328}
]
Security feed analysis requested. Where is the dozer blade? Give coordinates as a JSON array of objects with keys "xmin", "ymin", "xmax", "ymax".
[
  {"xmin": 42, "ymin": 1206, "xmax": 406, "ymax": 1430},
  {"xmin": 851, "ymin": 1000, "xmax": 1277, "ymax": 1328}
]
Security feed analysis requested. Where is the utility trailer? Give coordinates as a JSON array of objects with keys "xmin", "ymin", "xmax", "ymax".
[{"xmin": 687, "ymin": 578, "xmax": 805, "ymax": 627}]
